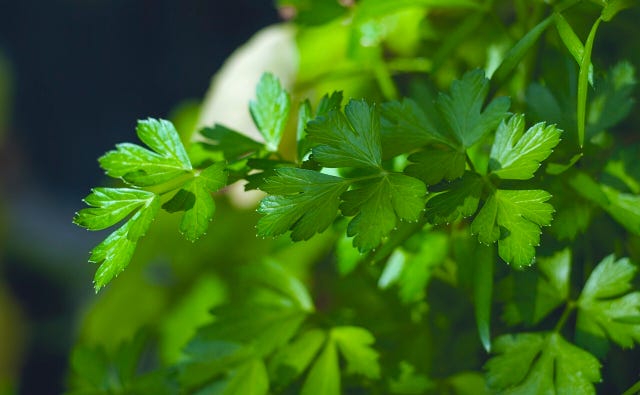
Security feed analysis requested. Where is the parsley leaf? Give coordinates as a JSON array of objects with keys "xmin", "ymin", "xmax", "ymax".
[
  {"xmin": 199, "ymin": 124, "xmax": 264, "ymax": 162},
  {"xmin": 577, "ymin": 254, "xmax": 640, "ymax": 348},
  {"xmin": 380, "ymin": 98, "xmax": 446, "ymax": 158},
  {"xmin": 332, "ymin": 326, "xmax": 381, "ymax": 379},
  {"xmin": 485, "ymin": 332, "xmax": 601, "ymax": 394},
  {"xmin": 257, "ymin": 168, "xmax": 349, "ymax": 241},
  {"xmin": 250, "ymin": 73, "xmax": 291, "ymax": 152},
  {"xmin": 301, "ymin": 337, "xmax": 340, "ymax": 395},
  {"xmin": 424, "ymin": 172, "xmax": 482, "ymax": 225},
  {"xmin": 437, "ymin": 69, "xmax": 511, "ymax": 148},
  {"xmin": 99, "ymin": 118, "xmax": 192, "ymax": 186},
  {"xmin": 269, "ymin": 329, "xmax": 326, "ymax": 387},
  {"xmin": 163, "ymin": 162, "xmax": 228, "ymax": 241},
  {"xmin": 489, "ymin": 114, "xmax": 562, "ymax": 180},
  {"xmin": 341, "ymin": 174, "xmax": 426, "ymax": 252},
  {"xmin": 74, "ymin": 188, "xmax": 160, "ymax": 291},
  {"xmin": 306, "ymin": 99, "xmax": 382, "ymax": 169},
  {"xmin": 405, "ymin": 145, "xmax": 466, "ymax": 185},
  {"xmin": 471, "ymin": 189, "xmax": 554, "ymax": 267}
]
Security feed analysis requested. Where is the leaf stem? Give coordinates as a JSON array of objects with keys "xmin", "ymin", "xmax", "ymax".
[{"xmin": 554, "ymin": 300, "xmax": 576, "ymax": 332}]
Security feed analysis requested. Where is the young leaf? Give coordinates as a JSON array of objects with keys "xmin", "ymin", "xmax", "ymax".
[
  {"xmin": 250, "ymin": 73, "xmax": 291, "ymax": 152},
  {"xmin": 332, "ymin": 326, "xmax": 381, "ymax": 379},
  {"xmin": 99, "ymin": 118, "xmax": 193, "ymax": 186},
  {"xmin": 424, "ymin": 172, "xmax": 482, "ymax": 225},
  {"xmin": 485, "ymin": 332, "xmax": 601, "ymax": 394},
  {"xmin": 405, "ymin": 145, "xmax": 466, "ymax": 185},
  {"xmin": 306, "ymin": 99, "xmax": 382, "ymax": 169},
  {"xmin": 300, "ymin": 339, "xmax": 340, "ymax": 395},
  {"xmin": 341, "ymin": 174, "xmax": 426, "ymax": 252},
  {"xmin": 437, "ymin": 69, "xmax": 511, "ymax": 148},
  {"xmin": 577, "ymin": 254, "xmax": 640, "ymax": 348},
  {"xmin": 77, "ymin": 189, "xmax": 160, "ymax": 291},
  {"xmin": 257, "ymin": 168, "xmax": 349, "ymax": 240},
  {"xmin": 163, "ymin": 162, "xmax": 228, "ymax": 241},
  {"xmin": 471, "ymin": 189, "xmax": 554, "ymax": 267},
  {"xmin": 489, "ymin": 114, "xmax": 562, "ymax": 180}
]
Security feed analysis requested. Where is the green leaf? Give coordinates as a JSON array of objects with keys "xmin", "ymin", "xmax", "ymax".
[
  {"xmin": 250, "ymin": 73, "xmax": 291, "ymax": 152},
  {"xmin": 602, "ymin": 0, "xmax": 637, "ymax": 21},
  {"xmin": 489, "ymin": 114, "xmax": 562, "ymax": 180},
  {"xmin": 223, "ymin": 359, "xmax": 269, "ymax": 395},
  {"xmin": 341, "ymin": 174, "xmax": 426, "ymax": 251},
  {"xmin": 570, "ymin": 172, "xmax": 640, "ymax": 235},
  {"xmin": 491, "ymin": 15, "xmax": 554, "ymax": 86},
  {"xmin": 485, "ymin": 332, "xmax": 601, "ymax": 394},
  {"xmin": 75, "ymin": 189, "xmax": 160, "ymax": 291},
  {"xmin": 396, "ymin": 232, "xmax": 448, "ymax": 303},
  {"xmin": 99, "ymin": 118, "xmax": 193, "ymax": 186},
  {"xmin": 389, "ymin": 361, "xmax": 434, "ymax": 394},
  {"xmin": 200, "ymin": 125, "xmax": 264, "ymax": 162},
  {"xmin": 503, "ymin": 249, "xmax": 571, "ymax": 326},
  {"xmin": 269, "ymin": 330, "xmax": 326, "ymax": 386},
  {"xmin": 163, "ymin": 162, "xmax": 227, "ymax": 241},
  {"xmin": 307, "ymin": 99, "xmax": 382, "ymax": 169},
  {"xmin": 380, "ymin": 98, "xmax": 446, "ymax": 158},
  {"xmin": 437, "ymin": 70, "xmax": 511, "ymax": 148},
  {"xmin": 424, "ymin": 172, "xmax": 482, "ymax": 225},
  {"xmin": 257, "ymin": 168, "xmax": 349, "ymax": 240},
  {"xmin": 332, "ymin": 326, "xmax": 381, "ymax": 379},
  {"xmin": 405, "ymin": 145, "xmax": 466, "ymax": 185},
  {"xmin": 577, "ymin": 254, "xmax": 640, "ymax": 348},
  {"xmin": 471, "ymin": 189, "xmax": 554, "ymax": 267},
  {"xmin": 300, "ymin": 338, "xmax": 340, "ymax": 395},
  {"xmin": 577, "ymin": 17, "xmax": 603, "ymax": 147}
]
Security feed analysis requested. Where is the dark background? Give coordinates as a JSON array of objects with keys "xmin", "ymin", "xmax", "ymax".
[{"xmin": 0, "ymin": 1, "xmax": 278, "ymax": 393}]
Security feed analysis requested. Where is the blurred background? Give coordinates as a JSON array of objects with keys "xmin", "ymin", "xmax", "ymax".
[{"xmin": 0, "ymin": 1, "xmax": 278, "ymax": 393}]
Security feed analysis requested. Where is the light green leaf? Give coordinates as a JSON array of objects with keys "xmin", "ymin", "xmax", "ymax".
[
  {"xmin": 489, "ymin": 115, "xmax": 562, "ymax": 180},
  {"xmin": 269, "ymin": 330, "xmax": 326, "ymax": 386},
  {"xmin": 99, "ymin": 118, "xmax": 193, "ymax": 186},
  {"xmin": 577, "ymin": 254, "xmax": 640, "ymax": 348},
  {"xmin": 486, "ymin": 332, "xmax": 601, "ymax": 394},
  {"xmin": 332, "ymin": 326, "xmax": 381, "ymax": 379},
  {"xmin": 86, "ymin": 192, "xmax": 160, "ymax": 291},
  {"xmin": 437, "ymin": 69, "xmax": 511, "ymax": 148},
  {"xmin": 301, "ymin": 339, "xmax": 340, "ymax": 395},
  {"xmin": 307, "ymin": 99, "xmax": 382, "ymax": 169},
  {"xmin": 341, "ymin": 174, "xmax": 426, "ymax": 251},
  {"xmin": 257, "ymin": 168, "xmax": 349, "ymax": 240},
  {"xmin": 471, "ymin": 190, "xmax": 554, "ymax": 267},
  {"xmin": 389, "ymin": 361, "xmax": 434, "ymax": 394},
  {"xmin": 424, "ymin": 172, "xmax": 482, "ymax": 225},
  {"xmin": 405, "ymin": 145, "xmax": 466, "ymax": 185},
  {"xmin": 223, "ymin": 359, "xmax": 269, "ymax": 395},
  {"xmin": 250, "ymin": 73, "xmax": 291, "ymax": 152},
  {"xmin": 74, "ymin": 188, "xmax": 157, "ymax": 231},
  {"xmin": 397, "ymin": 232, "xmax": 448, "ymax": 303},
  {"xmin": 164, "ymin": 162, "xmax": 228, "ymax": 241}
]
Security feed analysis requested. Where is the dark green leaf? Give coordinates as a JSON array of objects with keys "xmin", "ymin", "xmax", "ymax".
[
  {"xmin": 257, "ymin": 168, "xmax": 349, "ymax": 240},
  {"xmin": 200, "ymin": 124, "xmax": 264, "ymax": 162},
  {"xmin": 405, "ymin": 145, "xmax": 466, "ymax": 185},
  {"xmin": 341, "ymin": 174, "xmax": 426, "ymax": 251},
  {"xmin": 486, "ymin": 332, "xmax": 601, "ymax": 394},
  {"xmin": 424, "ymin": 172, "xmax": 482, "ymax": 225},
  {"xmin": 437, "ymin": 69, "xmax": 511, "ymax": 148}
]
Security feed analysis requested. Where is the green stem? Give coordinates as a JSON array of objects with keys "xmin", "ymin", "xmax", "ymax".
[
  {"xmin": 144, "ymin": 171, "xmax": 195, "ymax": 196},
  {"xmin": 621, "ymin": 379, "xmax": 640, "ymax": 395},
  {"xmin": 554, "ymin": 301, "xmax": 576, "ymax": 332},
  {"xmin": 373, "ymin": 61, "xmax": 399, "ymax": 100},
  {"xmin": 577, "ymin": 16, "xmax": 603, "ymax": 148}
]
